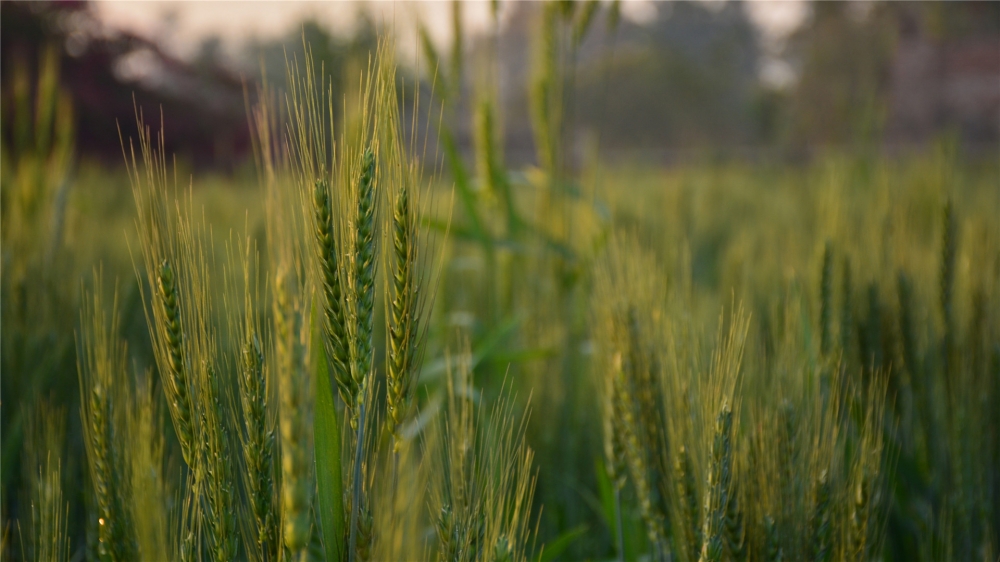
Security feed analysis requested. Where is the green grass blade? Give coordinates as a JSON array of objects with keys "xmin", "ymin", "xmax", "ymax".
[
  {"xmin": 594, "ymin": 457, "xmax": 616, "ymax": 536},
  {"xmin": 536, "ymin": 525, "xmax": 588, "ymax": 562},
  {"xmin": 314, "ymin": 340, "xmax": 345, "ymax": 562}
]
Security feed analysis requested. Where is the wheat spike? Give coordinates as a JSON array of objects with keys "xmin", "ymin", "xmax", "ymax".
[
  {"xmin": 199, "ymin": 361, "xmax": 238, "ymax": 561},
  {"xmin": 676, "ymin": 445, "xmax": 702, "ymax": 562},
  {"xmin": 699, "ymin": 403, "xmax": 735, "ymax": 562},
  {"xmin": 156, "ymin": 259, "xmax": 196, "ymax": 465},
  {"xmin": 275, "ymin": 275, "xmax": 311, "ymax": 558},
  {"xmin": 78, "ymin": 284, "xmax": 138, "ymax": 562},
  {"xmin": 125, "ymin": 376, "xmax": 170, "ymax": 560},
  {"xmin": 436, "ymin": 505, "xmax": 458, "ymax": 562},
  {"xmin": 387, "ymin": 179, "xmax": 421, "ymax": 450},
  {"xmin": 357, "ymin": 502, "xmax": 374, "ymax": 562},
  {"xmin": 849, "ymin": 472, "xmax": 870, "ymax": 561},
  {"xmin": 313, "ymin": 178, "xmax": 354, "ymax": 409},
  {"xmin": 351, "ymin": 148, "xmax": 378, "ymax": 425},
  {"xmin": 615, "ymin": 351, "xmax": 668, "ymax": 556},
  {"xmin": 32, "ymin": 451, "xmax": 70, "ymax": 562},
  {"xmin": 239, "ymin": 333, "xmax": 277, "ymax": 560}
]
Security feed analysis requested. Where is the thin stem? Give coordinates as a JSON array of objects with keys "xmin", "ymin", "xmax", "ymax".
[
  {"xmin": 614, "ymin": 485, "xmax": 625, "ymax": 562},
  {"xmin": 348, "ymin": 400, "xmax": 366, "ymax": 562},
  {"xmin": 387, "ymin": 449, "xmax": 400, "ymax": 556}
]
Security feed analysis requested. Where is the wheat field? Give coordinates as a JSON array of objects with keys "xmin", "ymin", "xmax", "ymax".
[{"xmin": 2, "ymin": 4, "xmax": 999, "ymax": 562}]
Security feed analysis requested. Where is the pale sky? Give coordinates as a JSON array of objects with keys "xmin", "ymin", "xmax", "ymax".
[{"xmin": 93, "ymin": 0, "xmax": 808, "ymax": 68}]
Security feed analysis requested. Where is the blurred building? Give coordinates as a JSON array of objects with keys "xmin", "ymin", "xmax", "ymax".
[
  {"xmin": 1, "ymin": 1, "xmax": 249, "ymax": 168},
  {"xmin": 886, "ymin": 5, "xmax": 1000, "ymax": 145}
]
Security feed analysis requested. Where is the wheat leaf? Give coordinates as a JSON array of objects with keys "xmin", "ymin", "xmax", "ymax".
[{"xmin": 314, "ymin": 334, "xmax": 345, "ymax": 562}]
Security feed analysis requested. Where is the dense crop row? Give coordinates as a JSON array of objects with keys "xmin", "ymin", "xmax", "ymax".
[{"xmin": 3, "ymin": 4, "xmax": 998, "ymax": 561}]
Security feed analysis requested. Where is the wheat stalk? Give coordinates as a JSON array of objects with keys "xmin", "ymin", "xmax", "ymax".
[
  {"xmin": 238, "ymin": 332, "xmax": 277, "ymax": 560},
  {"xmin": 197, "ymin": 361, "xmax": 238, "ymax": 561},
  {"xmin": 940, "ymin": 200, "xmax": 957, "ymax": 384},
  {"xmin": 820, "ymin": 241, "xmax": 834, "ymax": 357},
  {"xmin": 274, "ymin": 274, "xmax": 311, "ymax": 559},
  {"xmin": 23, "ymin": 403, "xmax": 70, "ymax": 562},
  {"xmin": 763, "ymin": 514, "xmax": 783, "ymax": 562},
  {"xmin": 78, "ymin": 282, "xmax": 138, "ymax": 562},
  {"xmin": 31, "ymin": 451, "xmax": 69, "ymax": 562},
  {"xmin": 430, "ymin": 359, "xmax": 537, "ymax": 562},
  {"xmin": 840, "ymin": 258, "xmax": 854, "ymax": 358},
  {"xmin": 810, "ymin": 469, "xmax": 832, "ymax": 562},
  {"xmin": 125, "ymin": 374, "xmax": 170, "ymax": 560}
]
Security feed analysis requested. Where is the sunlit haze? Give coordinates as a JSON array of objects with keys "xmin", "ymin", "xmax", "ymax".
[{"xmin": 93, "ymin": 0, "xmax": 808, "ymax": 70}]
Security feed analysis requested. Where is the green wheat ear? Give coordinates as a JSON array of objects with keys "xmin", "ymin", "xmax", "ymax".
[
  {"xmin": 699, "ymin": 402, "xmax": 736, "ymax": 562},
  {"xmin": 350, "ymin": 147, "xmax": 378, "ymax": 426},
  {"xmin": 604, "ymin": 395, "xmax": 627, "ymax": 488},
  {"xmin": 274, "ymin": 275, "xmax": 311, "ymax": 558},
  {"xmin": 676, "ymin": 445, "xmax": 701, "ymax": 561},
  {"xmin": 386, "ymin": 177, "xmax": 422, "ymax": 451},
  {"xmin": 356, "ymin": 502, "xmax": 374, "ymax": 561},
  {"xmin": 239, "ymin": 333, "xmax": 277, "ymax": 560},
  {"xmin": 25, "ymin": 403, "xmax": 70, "ymax": 562},
  {"xmin": 850, "ymin": 472, "xmax": 871, "ymax": 560},
  {"xmin": 156, "ymin": 258, "xmax": 196, "ymax": 466},
  {"xmin": 198, "ymin": 360, "xmax": 238, "ymax": 561},
  {"xmin": 32, "ymin": 451, "xmax": 70, "ymax": 562},
  {"xmin": 78, "ymin": 283, "xmax": 138, "ymax": 562},
  {"xmin": 615, "ymin": 350, "xmax": 667, "ymax": 555},
  {"xmin": 125, "ymin": 373, "xmax": 170, "ymax": 560},
  {"xmin": 601, "ymin": 365, "xmax": 628, "ymax": 560},
  {"xmin": 435, "ymin": 505, "xmax": 457, "ymax": 562},
  {"xmin": 313, "ymin": 178, "xmax": 354, "ymax": 408}
]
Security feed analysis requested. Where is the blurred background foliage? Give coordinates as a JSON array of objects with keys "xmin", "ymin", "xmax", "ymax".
[
  {"xmin": 2, "ymin": 1, "xmax": 998, "ymax": 166},
  {"xmin": 1, "ymin": 0, "xmax": 998, "ymax": 560}
]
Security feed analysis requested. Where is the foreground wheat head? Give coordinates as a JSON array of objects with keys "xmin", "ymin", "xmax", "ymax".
[
  {"xmin": 592, "ymin": 232, "xmax": 889, "ymax": 562},
  {"xmin": 71, "ymin": 34, "xmax": 539, "ymax": 562}
]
